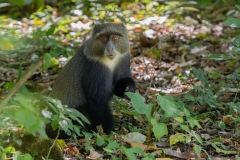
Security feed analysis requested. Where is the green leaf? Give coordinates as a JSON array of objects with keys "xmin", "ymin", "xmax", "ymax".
[
  {"xmin": 130, "ymin": 147, "xmax": 144, "ymax": 155},
  {"xmin": 15, "ymin": 95, "xmax": 35, "ymax": 112},
  {"xmin": 184, "ymin": 108, "xmax": 190, "ymax": 117},
  {"xmin": 14, "ymin": 109, "xmax": 36, "ymax": 128},
  {"xmin": 193, "ymin": 119, "xmax": 202, "ymax": 129},
  {"xmin": 0, "ymin": 36, "xmax": 14, "ymax": 50},
  {"xmin": 224, "ymin": 17, "xmax": 240, "ymax": 28},
  {"xmin": 151, "ymin": 119, "xmax": 168, "ymax": 139},
  {"xmin": 157, "ymin": 95, "xmax": 181, "ymax": 116},
  {"xmin": 194, "ymin": 145, "xmax": 202, "ymax": 154},
  {"xmin": 235, "ymin": 4, "xmax": 240, "ymax": 10},
  {"xmin": 206, "ymin": 54, "xmax": 232, "ymax": 60},
  {"xmin": 105, "ymin": 141, "xmax": 120, "ymax": 150},
  {"xmin": 116, "ymin": 15, "xmax": 126, "ymax": 23},
  {"xmin": 125, "ymin": 92, "xmax": 148, "ymax": 114},
  {"xmin": 46, "ymin": 24, "xmax": 56, "ymax": 36},
  {"xmin": 122, "ymin": 132, "xmax": 146, "ymax": 143},
  {"xmin": 187, "ymin": 117, "xmax": 195, "ymax": 128},
  {"xmin": 185, "ymin": 135, "xmax": 191, "ymax": 143},
  {"xmin": 192, "ymin": 68, "xmax": 208, "ymax": 88},
  {"xmin": 170, "ymin": 133, "xmax": 185, "ymax": 146},
  {"xmin": 43, "ymin": 53, "xmax": 58, "ymax": 71},
  {"xmin": 233, "ymin": 34, "xmax": 240, "ymax": 48},
  {"xmin": 180, "ymin": 124, "xmax": 190, "ymax": 132},
  {"xmin": 96, "ymin": 135, "xmax": 105, "ymax": 146},
  {"xmin": 122, "ymin": 146, "xmax": 136, "ymax": 160},
  {"xmin": 59, "ymin": 119, "xmax": 69, "ymax": 132},
  {"xmin": 122, "ymin": 146, "xmax": 145, "ymax": 160},
  {"xmin": 73, "ymin": 125, "xmax": 81, "ymax": 136},
  {"xmin": 193, "ymin": 132, "xmax": 203, "ymax": 144},
  {"xmin": 23, "ymin": 153, "xmax": 34, "ymax": 160},
  {"xmin": 174, "ymin": 116, "xmax": 184, "ymax": 123},
  {"xmin": 67, "ymin": 108, "xmax": 90, "ymax": 124}
]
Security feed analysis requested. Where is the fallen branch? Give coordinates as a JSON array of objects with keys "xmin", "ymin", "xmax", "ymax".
[{"xmin": 0, "ymin": 60, "xmax": 42, "ymax": 109}]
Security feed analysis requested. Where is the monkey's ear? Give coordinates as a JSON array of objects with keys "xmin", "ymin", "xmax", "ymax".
[{"xmin": 114, "ymin": 78, "xmax": 136, "ymax": 98}]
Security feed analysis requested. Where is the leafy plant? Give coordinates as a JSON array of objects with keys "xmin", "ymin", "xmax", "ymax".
[{"xmin": 43, "ymin": 97, "xmax": 90, "ymax": 140}]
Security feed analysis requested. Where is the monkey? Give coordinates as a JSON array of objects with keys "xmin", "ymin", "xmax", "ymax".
[{"xmin": 47, "ymin": 23, "xmax": 136, "ymax": 139}]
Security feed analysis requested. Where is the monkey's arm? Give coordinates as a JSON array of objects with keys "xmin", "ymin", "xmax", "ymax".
[
  {"xmin": 113, "ymin": 54, "xmax": 136, "ymax": 98},
  {"xmin": 114, "ymin": 78, "xmax": 135, "ymax": 97}
]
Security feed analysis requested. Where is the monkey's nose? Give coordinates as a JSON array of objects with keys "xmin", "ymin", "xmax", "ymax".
[{"xmin": 107, "ymin": 46, "xmax": 114, "ymax": 52}]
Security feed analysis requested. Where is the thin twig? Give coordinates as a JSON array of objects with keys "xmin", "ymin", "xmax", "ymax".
[
  {"xmin": 46, "ymin": 127, "xmax": 60, "ymax": 160},
  {"xmin": 0, "ymin": 60, "xmax": 42, "ymax": 110}
]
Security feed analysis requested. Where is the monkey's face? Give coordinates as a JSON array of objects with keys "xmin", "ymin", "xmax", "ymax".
[
  {"xmin": 100, "ymin": 35, "xmax": 120, "ymax": 60},
  {"xmin": 91, "ymin": 23, "xmax": 130, "ymax": 60}
]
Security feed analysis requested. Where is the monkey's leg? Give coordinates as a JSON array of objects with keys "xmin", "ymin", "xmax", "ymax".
[{"xmin": 88, "ymin": 100, "xmax": 114, "ymax": 134}]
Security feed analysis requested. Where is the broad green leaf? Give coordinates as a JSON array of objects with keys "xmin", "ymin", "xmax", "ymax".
[
  {"xmin": 151, "ymin": 119, "xmax": 168, "ymax": 140},
  {"xmin": 174, "ymin": 116, "xmax": 184, "ymax": 123},
  {"xmin": 224, "ymin": 17, "xmax": 240, "ymax": 28},
  {"xmin": 122, "ymin": 146, "xmax": 136, "ymax": 160},
  {"xmin": 206, "ymin": 54, "xmax": 232, "ymax": 60},
  {"xmin": 105, "ymin": 141, "xmax": 120, "ymax": 150},
  {"xmin": 43, "ymin": 53, "xmax": 58, "ymax": 71},
  {"xmin": 73, "ymin": 125, "xmax": 81, "ymax": 136},
  {"xmin": 157, "ymin": 95, "xmax": 181, "ymax": 116},
  {"xmin": 59, "ymin": 119, "xmax": 69, "ymax": 132},
  {"xmin": 145, "ymin": 104, "xmax": 153, "ymax": 122},
  {"xmin": 193, "ymin": 119, "xmax": 202, "ymax": 129},
  {"xmin": 125, "ymin": 92, "xmax": 148, "ymax": 114},
  {"xmin": 232, "ymin": 47, "xmax": 240, "ymax": 56},
  {"xmin": 122, "ymin": 132, "xmax": 146, "ymax": 143},
  {"xmin": 15, "ymin": 95, "xmax": 35, "ymax": 112},
  {"xmin": 185, "ymin": 135, "xmax": 191, "ymax": 143},
  {"xmin": 0, "ymin": 37, "xmax": 14, "ymax": 50},
  {"xmin": 193, "ymin": 132, "xmax": 203, "ymax": 144},
  {"xmin": 235, "ymin": 4, "xmax": 240, "ymax": 10},
  {"xmin": 170, "ymin": 133, "xmax": 185, "ymax": 146},
  {"xmin": 130, "ymin": 147, "xmax": 145, "ymax": 155},
  {"xmin": 23, "ymin": 153, "xmax": 34, "ymax": 160},
  {"xmin": 184, "ymin": 108, "xmax": 190, "ymax": 117},
  {"xmin": 46, "ymin": 24, "xmax": 56, "ymax": 36},
  {"xmin": 96, "ymin": 135, "xmax": 105, "ymax": 146},
  {"xmin": 67, "ymin": 108, "xmax": 90, "ymax": 124},
  {"xmin": 233, "ymin": 34, "xmax": 240, "ymax": 47},
  {"xmin": 70, "ymin": 115, "xmax": 84, "ymax": 126},
  {"xmin": 194, "ymin": 145, "xmax": 202, "ymax": 154},
  {"xmin": 56, "ymin": 139, "xmax": 66, "ymax": 148},
  {"xmin": 4, "ymin": 146, "xmax": 15, "ymax": 152},
  {"xmin": 180, "ymin": 125, "xmax": 190, "ymax": 132},
  {"xmin": 14, "ymin": 110, "xmax": 36, "ymax": 128},
  {"xmin": 187, "ymin": 117, "xmax": 195, "ymax": 128}
]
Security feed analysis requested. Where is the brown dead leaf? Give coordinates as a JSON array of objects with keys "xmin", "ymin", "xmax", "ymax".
[
  {"xmin": 96, "ymin": 124, "xmax": 105, "ymax": 135},
  {"xmin": 86, "ymin": 149, "xmax": 102, "ymax": 160},
  {"xmin": 162, "ymin": 148, "xmax": 206, "ymax": 159},
  {"xmin": 129, "ymin": 141, "xmax": 159, "ymax": 151},
  {"xmin": 63, "ymin": 146, "xmax": 83, "ymax": 158},
  {"xmin": 222, "ymin": 115, "xmax": 232, "ymax": 125},
  {"xmin": 222, "ymin": 138, "xmax": 233, "ymax": 145}
]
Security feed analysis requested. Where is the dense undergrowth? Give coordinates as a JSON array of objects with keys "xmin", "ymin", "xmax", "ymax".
[{"xmin": 0, "ymin": 0, "xmax": 239, "ymax": 159}]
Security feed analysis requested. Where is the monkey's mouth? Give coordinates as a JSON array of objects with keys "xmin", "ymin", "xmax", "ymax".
[{"xmin": 107, "ymin": 54, "xmax": 115, "ymax": 60}]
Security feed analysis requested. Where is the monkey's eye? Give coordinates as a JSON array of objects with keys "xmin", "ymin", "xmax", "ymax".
[
  {"xmin": 111, "ymin": 35, "xmax": 119, "ymax": 41},
  {"xmin": 100, "ymin": 36, "xmax": 108, "ymax": 42}
]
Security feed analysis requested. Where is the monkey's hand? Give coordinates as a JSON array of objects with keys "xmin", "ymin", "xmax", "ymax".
[{"xmin": 114, "ymin": 78, "xmax": 136, "ymax": 98}]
